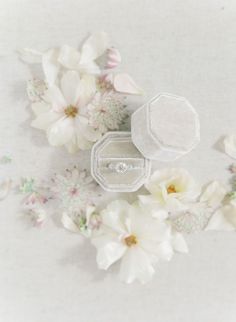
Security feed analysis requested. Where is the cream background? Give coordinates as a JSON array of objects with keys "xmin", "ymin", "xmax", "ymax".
[{"xmin": 0, "ymin": 1, "xmax": 236, "ymax": 321}]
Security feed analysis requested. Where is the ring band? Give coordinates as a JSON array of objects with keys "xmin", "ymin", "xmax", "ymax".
[{"xmin": 105, "ymin": 162, "xmax": 141, "ymax": 174}]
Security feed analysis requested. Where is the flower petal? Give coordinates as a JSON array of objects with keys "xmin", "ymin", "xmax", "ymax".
[
  {"xmin": 47, "ymin": 117, "xmax": 75, "ymax": 146},
  {"xmin": 119, "ymin": 247, "xmax": 155, "ymax": 284},
  {"xmin": 80, "ymin": 32, "xmax": 109, "ymax": 62},
  {"xmin": 206, "ymin": 206, "xmax": 236, "ymax": 231},
  {"xmin": 92, "ymin": 236, "xmax": 127, "ymax": 270},
  {"xmin": 0, "ymin": 178, "xmax": 11, "ymax": 200},
  {"xmin": 114, "ymin": 73, "xmax": 143, "ymax": 95},
  {"xmin": 31, "ymin": 102, "xmax": 51, "ymax": 116},
  {"xmin": 44, "ymin": 85, "xmax": 66, "ymax": 112},
  {"xmin": 200, "ymin": 181, "xmax": 226, "ymax": 208},
  {"xmin": 60, "ymin": 71, "xmax": 81, "ymax": 106},
  {"xmin": 224, "ymin": 135, "xmax": 236, "ymax": 159},
  {"xmin": 61, "ymin": 212, "xmax": 80, "ymax": 233},
  {"xmin": 58, "ymin": 45, "xmax": 80, "ymax": 69},
  {"xmin": 171, "ymin": 231, "xmax": 189, "ymax": 253},
  {"xmin": 31, "ymin": 110, "xmax": 61, "ymax": 130},
  {"xmin": 42, "ymin": 49, "xmax": 60, "ymax": 85}
]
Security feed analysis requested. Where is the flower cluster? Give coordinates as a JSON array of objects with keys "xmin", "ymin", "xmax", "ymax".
[{"xmin": 22, "ymin": 32, "xmax": 142, "ymax": 153}]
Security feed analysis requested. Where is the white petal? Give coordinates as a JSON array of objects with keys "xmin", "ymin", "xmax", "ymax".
[
  {"xmin": 31, "ymin": 102, "xmax": 51, "ymax": 116},
  {"xmin": 114, "ymin": 73, "xmax": 143, "ymax": 95},
  {"xmin": 76, "ymin": 127, "xmax": 93, "ymax": 150},
  {"xmin": 100, "ymin": 200, "xmax": 130, "ymax": 234},
  {"xmin": 61, "ymin": 212, "xmax": 80, "ymax": 233},
  {"xmin": 206, "ymin": 206, "xmax": 236, "ymax": 231},
  {"xmin": 171, "ymin": 231, "xmax": 189, "ymax": 253},
  {"xmin": 224, "ymin": 135, "xmax": 236, "ymax": 159},
  {"xmin": 44, "ymin": 85, "xmax": 66, "ymax": 112},
  {"xmin": 42, "ymin": 49, "xmax": 60, "ymax": 85},
  {"xmin": 18, "ymin": 48, "xmax": 43, "ymax": 64},
  {"xmin": 200, "ymin": 181, "xmax": 226, "ymax": 208},
  {"xmin": 76, "ymin": 74, "xmax": 97, "ymax": 107},
  {"xmin": 47, "ymin": 117, "xmax": 75, "ymax": 146},
  {"xmin": 92, "ymin": 236, "xmax": 126, "ymax": 270},
  {"xmin": 58, "ymin": 45, "xmax": 80, "ymax": 69},
  {"xmin": 80, "ymin": 32, "xmax": 109, "ymax": 63},
  {"xmin": 60, "ymin": 71, "xmax": 81, "ymax": 105},
  {"xmin": 31, "ymin": 110, "xmax": 61, "ymax": 130},
  {"xmin": 119, "ymin": 247, "xmax": 155, "ymax": 284},
  {"xmin": 65, "ymin": 135, "xmax": 79, "ymax": 153},
  {"xmin": 0, "ymin": 179, "xmax": 11, "ymax": 200}
]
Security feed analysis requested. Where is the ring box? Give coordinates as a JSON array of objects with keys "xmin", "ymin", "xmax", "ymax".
[
  {"xmin": 131, "ymin": 93, "xmax": 200, "ymax": 161},
  {"xmin": 91, "ymin": 132, "xmax": 151, "ymax": 192}
]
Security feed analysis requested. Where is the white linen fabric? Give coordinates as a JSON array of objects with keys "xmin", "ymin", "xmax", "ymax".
[{"xmin": 0, "ymin": 1, "xmax": 236, "ymax": 322}]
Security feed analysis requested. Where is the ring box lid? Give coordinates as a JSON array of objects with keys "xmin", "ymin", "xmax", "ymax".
[{"xmin": 131, "ymin": 93, "xmax": 200, "ymax": 162}]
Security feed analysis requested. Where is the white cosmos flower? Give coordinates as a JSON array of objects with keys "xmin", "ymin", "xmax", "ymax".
[
  {"xmin": 140, "ymin": 168, "xmax": 200, "ymax": 213},
  {"xmin": 31, "ymin": 71, "xmax": 101, "ymax": 153},
  {"xmin": 91, "ymin": 200, "xmax": 188, "ymax": 284}
]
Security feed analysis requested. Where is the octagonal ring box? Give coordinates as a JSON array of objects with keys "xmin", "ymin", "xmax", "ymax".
[
  {"xmin": 131, "ymin": 93, "xmax": 200, "ymax": 162},
  {"xmin": 91, "ymin": 132, "xmax": 151, "ymax": 192}
]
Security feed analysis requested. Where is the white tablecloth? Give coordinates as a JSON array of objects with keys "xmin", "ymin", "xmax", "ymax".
[{"xmin": 1, "ymin": 1, "xmax": 236, "ymax": 321}]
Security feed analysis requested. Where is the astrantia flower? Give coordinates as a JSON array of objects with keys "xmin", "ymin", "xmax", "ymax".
[
  {"xmin": 91, "ymin": 200, "xmax": 188, "ymax": 284},
  {"xmin": 87, "ymin": 92, "xmax": 128, "ymax": 133},
  {"xmin": 172, "ymin": 181, "xmax": 227, "ymax": 233},
  {"xmin": 31, "ymin": 71, "xmax": 101, "ymax": 152},
  {"xmin": 140, "ymin": 168, "xmax": 200, "ymax": 213},
  {"xmin": 51, "ymin": 167, "xmax": 99, "ymax": 212}
]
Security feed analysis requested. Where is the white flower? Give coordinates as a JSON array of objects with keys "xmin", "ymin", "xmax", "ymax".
[
  {"xmin": 91, "ymin": 200, "xmax": 187, "ymax": 284},
  {"xmin": 31, "ymin": 71, "xmax": 101, "ymax": 152},
  {"xmin": 87, "ymin": 92, "xmax": 128, "ymax": 133},
  {"xmin": 224, "ymin": 135, "xmax": 236, "ymax": 159},
  {"xmin": 140, "ymin": 168, "xmax": 200, "ymax": 213}
]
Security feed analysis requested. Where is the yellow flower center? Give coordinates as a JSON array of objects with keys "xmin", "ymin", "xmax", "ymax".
[
  {"xmin": 124, "ymin": 235, "xmax": 137, "ymax": 247},
  {"xmin": 167, "ymin": 184, "xmax": 177, "ymax": 194},
  {"xmin": 64, "ymin": 105, "xmax": 78, "ymax": 118}
]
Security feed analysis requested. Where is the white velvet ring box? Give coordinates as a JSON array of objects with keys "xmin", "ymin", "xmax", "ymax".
[
  {"xmin": 131, "ymin": 93, "xmax": 200, "ymax": 162},
  {"xmin": 91, "ymin": 93, "xmax": 200, "ymax": 192},
  {"xmin": 91, "ymin": 132, "xmax": 151, "ymax": 192}
]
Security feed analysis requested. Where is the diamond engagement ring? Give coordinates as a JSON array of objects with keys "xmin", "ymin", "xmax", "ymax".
[{"xmin": 106, "ymin": 162, "xmax": 141, "ymax": 174}]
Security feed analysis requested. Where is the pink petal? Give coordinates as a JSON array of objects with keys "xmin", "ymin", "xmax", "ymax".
[{"xmin": 114, "ymin": 73, "xmax": 143, "ymax": 95}]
